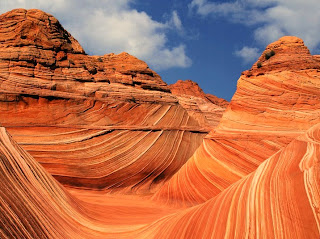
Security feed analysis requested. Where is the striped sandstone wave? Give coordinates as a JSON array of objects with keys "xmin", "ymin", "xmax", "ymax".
[
  {"xmin": 154, "ymin": 36, "xmax": 320, "ymax": 205},
  {"xmin": 0, "ymin": 9, "xmax": 226, "ymax": 193},
  {"xmin": 141, "ymin": 123, "xmax": 320, "ymax": 238},
  {"xmin": 1, "ymin": 123, "xmax": 319, "ymax": 238}
]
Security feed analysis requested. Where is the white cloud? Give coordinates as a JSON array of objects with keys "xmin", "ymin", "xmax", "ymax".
[
  {"xmin": 189, "ymin": 0, "xmax": 320, "ymax": 52},
  {"xmin": 189, "ymin": 0, "xmax": 242, "ymax": 17},
  {"xmin": 151, "ymin": 45, "xmax": 192, "ymax": 69},
  {"xmin": 169, "ymin": 10, "xmax": 183, "ymax": 31},
  {"xmin": 234, "ymin": 47, "xmax": 260, "ymax": 64},
  {"xmin": 0, "ymin": 0, "xmax": 191, "ymax": 70}
]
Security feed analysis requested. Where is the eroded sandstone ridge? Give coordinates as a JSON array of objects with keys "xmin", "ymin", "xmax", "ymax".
[
  {"xmin": 170, "ymin": 79, "xmax": 228, "ymax": 128},
  {"xmin": 0, "ymin": 8, "xmax": 319, "ymax": 239},
  {"xmin": 147, "ymin": 123, "xmax": 320, "ymax": 238},
  {"xmin": 0, "ymin": 9, "xmax": 226, "ymax": 193},
  {"xmin": 154, "ymin": 36, "xmax": 320, "ymax": 206}
]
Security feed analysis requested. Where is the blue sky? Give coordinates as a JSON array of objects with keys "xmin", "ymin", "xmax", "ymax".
[{"xmin": 1, "ymin": 0, "xmax": 320, "ymax": 100}]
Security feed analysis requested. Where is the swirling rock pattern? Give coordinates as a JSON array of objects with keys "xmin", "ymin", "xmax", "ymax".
[
  {"xmin": 0, "ymin": 8, "xmax": 319, "ymax": 239},
  {"xmin": 0, "ymin": 127, "xmax": 182, "ymax": 238},
  {"xmin": 154, "ymin": 36, "xmax": 320, "ymax": 206},
  {"xmin": 0, "ymin": 9, "xmax": 219, "ymax": 192},
  {"xmin": 1, "ymin": 122, "xmax": 319, "ymax": 238},
  {"xmin": 142, "ymin": 123, "xmax": 320, "ymax": 238},
  {"xmin": 0, "ymin": 127, "xmax": 92, "ymax": 238},
  {"xmin": 7, "ymin": 125, "xmax": 205, "ymax": 192}
]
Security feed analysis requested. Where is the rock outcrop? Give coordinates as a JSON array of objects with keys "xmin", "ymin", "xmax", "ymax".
[
  {"xmin": 0, "ymin": 9, "xmax": 218, "ymax": 193},
  {"xmin": 170, "ymin": 80, "xmax": 228, "ymax": 128},
  {"xmin": 243, "ymin": 36, "xmax": 320, "ymax": 77},
  {"xmin": 0, "ymin": 8, "xmax": 319, "ymax": 239},
  {"xmin": 154, "ymin": 36, "xmax": 320, "ymax": 206},
  {"xmin": 0, "ymin": 8, "xmax": 173, "ymax": 103}
]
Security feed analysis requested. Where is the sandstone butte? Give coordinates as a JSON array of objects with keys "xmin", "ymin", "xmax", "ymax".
[
  {"xmin": 169, "ymin": 80, "xmax": 228, "ymax": 128},
  {"xmin": 0, "ymin": 8, "xmax": 227, "ymax": 194},
  {"xmin": 0, "ymin": 8, "xmax": 319, "ymax": 239}
]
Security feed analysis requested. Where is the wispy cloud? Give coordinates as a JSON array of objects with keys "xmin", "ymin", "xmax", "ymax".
[
  {"xmin": 168, "ymin": 10, "xmax": 183, "ymax": 31},
  {"xmin": 189, "ymin": 0, "xmax": 243, "ymax": 17},
  {"xmin": 0, "ymin": 0, "xmax": 192, "ymax": 70},
  {"xmin": 189, "ymin": 0, "xmax": 320, "ymax": 54},
  {"xmin": 234, "ymin": 47, "xmax": 260, "ymax": 64}
]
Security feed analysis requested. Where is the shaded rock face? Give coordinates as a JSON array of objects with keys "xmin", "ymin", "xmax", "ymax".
[
  {"xmin": 170, "ymin": 79, "xmax": 206, "ymax": 98},
  {"xmin": 170, "ymin": 80, "xmax": 228, "ymax": 128},
  {"xmin": 169, "ymin": 79, "xmax": 228, "ymax": 108},
  {"xmin": 0, "ymin": 9, "xmax": 220, "ymax": 193},
  {"xmin": 154, "ymin": 36, "xmax": 320, "ymax": 206}
]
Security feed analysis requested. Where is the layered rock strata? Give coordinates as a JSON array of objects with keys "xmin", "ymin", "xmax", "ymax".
[
  {"xmin": 170, "ymin": 79, "xmax": 228, "ymax": 128},
  {"xmin": 0, "ymin": 8, "xmax": 319, "ymax": 239},
  {"xmin": 0, "ymin": 127, "xmax": 181, "ymax": 238},
  {"xmin": 1, "ymin": 123, "xmax": 319, "ymax": 238},
  {"xmin": 154, "ymin": 36, "xmax": 320, "ymax": 205},
  {"xmin": 0, "ymin": 9, "xmax": 215, "ymax": 193},
  {"xmin": 144, "ymin": 123, "xmax": 320, "ymax": 238}
]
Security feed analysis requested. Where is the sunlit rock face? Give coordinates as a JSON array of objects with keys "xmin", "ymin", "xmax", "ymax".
[
  {"xmin": 1, "ymin": 122, "xmax": 319, "ymax": 238},
  {"xmin": 154, "ymin": 36, "xmax": 320, "ymax": 206},
  {"xmin": 0, "ymin": 127, "xmax": 183, "ymax": 238},
  {"xmin": 169, "ymin": 79, "xmax": 228, "ymax": 129},
  {"xmin": 0, "ymin": 8, "xmax": 319, "ymax": 239},
  {"xmin": 145, "ymin": 123, "xmax": 320, "ymax": 239},
  {"xmin": 0, "ymin": 9, "xmax": 225, "ymax": 193},
  {"xmin": 0, "ymin": 127, "xmax": 88, "ymax": 238}
]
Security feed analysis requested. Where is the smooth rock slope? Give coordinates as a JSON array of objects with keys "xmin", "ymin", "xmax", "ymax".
[
  {"xmin": 144, "ymin": 123, "xmax": 320, "ymax": 238},
  {"xmin": 1, "ymin": 123, "xmax": 319, "ymax": 238},
  {"xmin": 154, "ymin": 36, "xmax": 320, "ymax": 206}
]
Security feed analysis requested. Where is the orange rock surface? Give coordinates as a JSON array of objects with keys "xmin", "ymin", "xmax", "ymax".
[
  {"xmin": 154, "ymin": 36, "xmax": 320, "ymax": 206},
  {"xmin": 144, "ymin": 123, "xmax": 320, "ymax": 238},
  {"xmin": 0, "ymin": 127, "xmax": 182, "ymax": 238},
  {"xmin": 0, "ymin": 9, "xmax": 214, "ymax": 193},
  {"xmin": 1, "ymin": 122, "xmax": 319, "ymax": 238},
  {"xmin": 0, "ymin": 8, "xmax": 319, "ymax": 239},
  {"xmin": 170, "ymin": 80, "xmax": 228, "ymax": 128}
]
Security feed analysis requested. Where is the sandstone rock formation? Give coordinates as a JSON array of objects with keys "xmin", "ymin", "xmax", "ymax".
[
  {"xmin": 0, "ymin": 8, "xmax": 217, "ymax": 193},
  {"xmin": 0, "ymin": 127, "xmax": 181, "ymax": 238},
  {"xmin": 145, "ymin": 123, "xmax": 320, "ymax": 238},
  {"xmin": 1, "ymin": 121, "xmax": 319, "ymax": 238},
  {"xmin": 154, "ymin": 36, "xmax": 320, "ymax": 206},
  {"xmin": 243, "ymin": 36, "xmax": 320, "ymax": 77},
  {"xmin": 0, "ymin": 8, "xmax": 319, "ymax": 239},
  {"xmin": 170, "ymin": 79, "xmax": 228, "ymax": 128}
]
